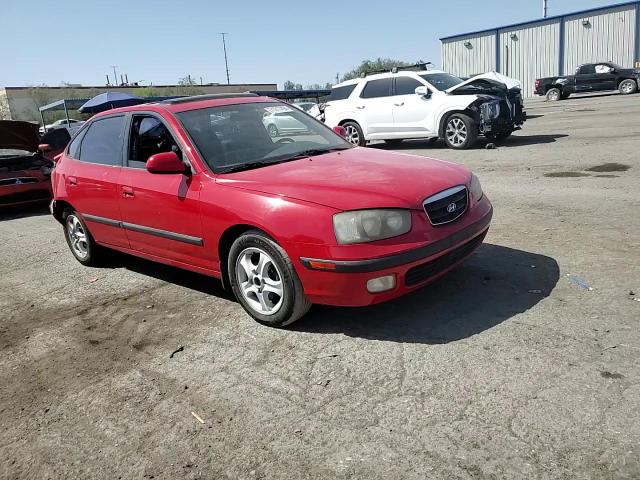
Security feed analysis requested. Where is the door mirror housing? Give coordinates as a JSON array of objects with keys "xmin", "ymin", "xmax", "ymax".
[
  {"xmin": 146, "ymin": 151, "xmax": 187, "ymax": 174},
  {"xmin": 333, "ymin": 125, "xmax": 347, "ymax": 138},
  {"xmin": 415, "ymin": 86, "xmax": 431, "ymax": 98}
]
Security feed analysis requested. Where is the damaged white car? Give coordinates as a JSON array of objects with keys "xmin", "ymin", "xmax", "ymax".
[{"xmin": 324, "ymin": 69, "xmax": 526, "ymax": 149}]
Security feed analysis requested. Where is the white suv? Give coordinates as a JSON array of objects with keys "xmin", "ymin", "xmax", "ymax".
[{"xmin": 324, "ymin": 70, "xmax": 525, "ymax": 149}]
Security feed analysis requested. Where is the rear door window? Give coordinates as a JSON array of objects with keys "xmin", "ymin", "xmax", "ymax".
[
  {"xmin": 79, "ymin": 116, "xmax": 125, "ymax": 166},
  {"xmin": 395, "ymin": 76, "xmax": 423, "ymax": 95},
  {"xmin": 577, "ymin": 65, "xmax": 596, "ymax": 75},
  {"xmin": 360, "ymin": 78, "xmax": 393, "ymax": 98}
]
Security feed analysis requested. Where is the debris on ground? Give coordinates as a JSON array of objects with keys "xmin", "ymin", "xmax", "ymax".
[
  {"xmin": 146, "ymin": 305, "xmax": 154, "ymax": 309},
  {"xmin": 316, "ymin": 379, "xmax": 331, "ymax": 387},
  {"xmin": 485, "ymin": 143, "xmax": 496, "ymax": 150},
  {"xmin": 191, "ymin": 411, "xmax": 205, "ymax": 424},
  {"xmin": 88, "ymin": 278, "xmax": 98, "ymax": 283},
  {"xmin": 567, "ymin": 274, "xmax": 593, "ymax": 291},
  {"xmin": 600, "ymin": 371, "xmax": 624, "ymax": 380},
  {"xmin": 318, "ymin": 354, "xmax": 340, "ymax": 359},
  {"xmin": 170, "ymin": 345, "xmax": 184, "ymax": 358}
]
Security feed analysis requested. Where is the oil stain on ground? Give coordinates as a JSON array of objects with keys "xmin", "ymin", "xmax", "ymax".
[{"xmin": 585, "ymin": 163, "xmax": 630, "ymax": 172}]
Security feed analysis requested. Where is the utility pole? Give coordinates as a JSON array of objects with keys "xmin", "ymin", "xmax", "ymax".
[
  {"xmin": 336, "ymin": 72, "xmax": 339, "ymax": 84},
  {"xmin": 220, "ymin": 33, "xmax": 230, "ymax": 84},
  {"xmin": 543, "ymin": 0, "xmax": 548, "ymax": 18},
  {"xmin": 111, "ymin": 66, "xmax": 118, "ymax": 86}
]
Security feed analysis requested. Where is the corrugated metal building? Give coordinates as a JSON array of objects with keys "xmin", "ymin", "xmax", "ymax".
[{"xmin": 441, "ymin": 1, "xmax": 640, "ymax": 97}]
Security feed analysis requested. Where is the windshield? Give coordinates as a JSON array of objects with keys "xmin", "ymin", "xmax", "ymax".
[
  {"xmin": 176, "ymin": 102, "xmax": 351, "ymax": 173},
  {"xmin": 419, "ymin": 73, "xmax": 464, "ymax": 91}
]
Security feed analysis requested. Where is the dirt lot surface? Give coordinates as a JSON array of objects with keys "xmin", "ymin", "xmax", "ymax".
[{"xmin": 1, "ymin": 93, "xmax": 639, "ymax": 479}]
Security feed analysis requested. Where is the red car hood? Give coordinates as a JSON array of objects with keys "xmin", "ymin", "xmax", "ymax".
[
  {"xmin": 216, "ymin": 147, "xmax": 471, "ymax": 210},
  {"xmin": 0, "ymin": 120, "xmax": 39, "ymax": 152}
]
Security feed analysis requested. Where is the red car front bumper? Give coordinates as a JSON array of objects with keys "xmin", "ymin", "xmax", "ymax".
[{"xmin": 288, "ymin": 199, "xmax": 492, "ymax": 307}]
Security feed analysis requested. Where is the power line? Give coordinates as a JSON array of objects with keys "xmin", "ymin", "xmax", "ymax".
[{"xmin": 220, "ymin": 33, "xmax": 230, "ymax": 85}]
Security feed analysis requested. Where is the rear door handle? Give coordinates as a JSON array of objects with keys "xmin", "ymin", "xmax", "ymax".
[
  {"xmin": 394, "ymin": 102, "xmax": 404, "ymax": 106},
  {"xmin": 68, "ymin": 176, "xmax": 77, "ymax": 186},
  {"xmin": 356, "ymin": 105, "xmax": 365, "ymax": 109},
  {"xmin": 121, "ymin": 186, "xmax": 134, "ymax": 198}
]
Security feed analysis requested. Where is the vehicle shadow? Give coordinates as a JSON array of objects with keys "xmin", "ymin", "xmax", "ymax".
[
  {"xmin": 489, "ymin": 133, "xmax": 568, "ymax": 147},
  {"xmin": 370, "ymin": 134, "xmax": 568, "ymax": 150},
  {"xmin": 97, "ymin": 250, "xmax": 232, "ymax": 299},
  {"xmin": 0, "ymin": 203, "xmax": 50, "ymax": 221},
  {"xmin": 291, "ymin": 243, "xmax": 559, "ymax": 344}
]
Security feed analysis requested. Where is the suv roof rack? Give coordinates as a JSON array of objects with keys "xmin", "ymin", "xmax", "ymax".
[
  {"xmin": 360, "ymin": 61, "xmax": 433, "ymax": 78},
  {"xmin": 160, "ymin": 93, "xmax": 259, "ymax": 105}
]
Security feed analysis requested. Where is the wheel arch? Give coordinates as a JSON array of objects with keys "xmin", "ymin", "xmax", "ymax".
[
  {"xmin": 438, "ymin": 109, "xmax": 474, "ymax": 138},
  {"xmin": 218, "ymin": 223, "xmax": 276, "ymax": 291},
  {"xmin": 51, "ymin": 199, "xmax": 75, "ymax": 224}
]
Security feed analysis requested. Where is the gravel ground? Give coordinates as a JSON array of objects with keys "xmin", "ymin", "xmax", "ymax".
[{"xmin": 1, "ymin": 92, "xmax": 639, "ymax": 479}]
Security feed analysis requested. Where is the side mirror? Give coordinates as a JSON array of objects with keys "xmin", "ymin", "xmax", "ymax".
[
  {"xmin": 415, "ymin": 86, "xmax": 431, "ymax": 98},
  {"xmin": 38, "ymin": 143, "xmax": 52, "ymax": 152},
  {"xmin": 333, "ymin": 125, "xmax": 347, "ymax": 138},
  {"xmin": 146, "ymin": 151, "xmax": 187, "ymax": 174}
]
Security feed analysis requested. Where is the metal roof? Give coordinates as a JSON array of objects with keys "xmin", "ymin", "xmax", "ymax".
[{"xmin": 440, "ymin": 0, "xmax": 640, "ymax": 41}]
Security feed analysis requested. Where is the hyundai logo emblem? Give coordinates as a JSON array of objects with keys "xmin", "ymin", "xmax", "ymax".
[{"xmin": 446, "ymin": 202, "xmax": 457, "ymax": 213}]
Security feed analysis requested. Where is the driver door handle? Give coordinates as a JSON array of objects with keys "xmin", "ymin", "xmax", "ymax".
[
  {"xmin": 121, "ymin": 186, "xmax": 134, "ymax": 198},
  {"xmin": 394, "ymin": 102, "xmax": 405, "ymax": 106},
  {"xmin": 67, "ymin": 176, "xmax": 77, "ymax": 186},
  {"xmin": 356, "ymin": 105, "xmax": 365, "ymax": 109}
]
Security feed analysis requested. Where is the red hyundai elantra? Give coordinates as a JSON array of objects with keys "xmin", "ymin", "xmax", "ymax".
[{"xmin": 50, "ymin": 94, "xmax": 492, "ymax": 327}]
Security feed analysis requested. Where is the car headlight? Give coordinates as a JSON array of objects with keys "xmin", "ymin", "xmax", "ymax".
[
  {"xmin": 469, "ymin": 173, "xmax": 483, "ymax": 202},
  {"xmin": 333, "ymin": 209, "xmax": 412, "ymax": 244}
]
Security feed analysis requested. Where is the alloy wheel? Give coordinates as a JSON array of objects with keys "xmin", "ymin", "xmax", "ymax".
[
  {"xmin": 66, "ymin": 214, "xmax": 89, "ymax": 260},
  {"xmin": 235, "ymin": 247, "xmax": 284, "ymax": 315},
  {"xmin": 446, "ymin": 118, "xmax": 467, "ymax": 147},
  {"xmin": 621, "ymin": 81, "xmax": 634, "ymax": 94},
  {"xmin": 344, "ymin": 124, "xmax": 360, "ymax": 146}
]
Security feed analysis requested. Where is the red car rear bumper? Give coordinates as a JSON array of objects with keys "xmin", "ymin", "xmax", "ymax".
[{"xmin": 290, "ymin": 200, "xmax": 492, "ymax": 307}]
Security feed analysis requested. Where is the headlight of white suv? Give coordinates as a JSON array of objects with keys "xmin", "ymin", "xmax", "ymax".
[
  {"xmin": 469, "ymin": 173, "xmax": 483, "ymax": 202},
  {"xmin": 333, "ymin": 209, "xmax": 412, "ymax": 244}
]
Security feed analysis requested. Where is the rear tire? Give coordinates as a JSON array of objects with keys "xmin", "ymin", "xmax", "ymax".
[
  {"xmin": 341, "ymin": 121, "xmax": 365, "ymax": 147},
  {"xmin": 63, "ymin": 209, "xmax": 103, "ymax": 266},
  {"xmin": 619, "ymin": 79, "xmax": 637, "ymax": 95},
  {"xmin": 546, "ymin": 87, "xmax": 562, "ymax": 101},
  {"xmin": 228, "ymin": 230, "xmax": 311, "ymax": 327},
  {"xmin": 443, "ymin": 114, "xmax": 478, "ymax": 150}
]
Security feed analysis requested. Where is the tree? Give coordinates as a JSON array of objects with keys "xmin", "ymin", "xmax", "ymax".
[
  {"xmin": 341, "ymin": 58, "xmax": 413, "ymax": 81},
  {"xmin": 178, "ymin": 75, "xmax": 197, "ymax": 86}
]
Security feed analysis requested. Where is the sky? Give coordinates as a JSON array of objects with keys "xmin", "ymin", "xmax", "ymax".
[{"xmin": 0, "ymin": 0, "xmax": 627, "ymax": 88}]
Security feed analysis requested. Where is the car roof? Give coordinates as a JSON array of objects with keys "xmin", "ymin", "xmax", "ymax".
[
  {"xmin": 90, "ymin": 94, "xmax": 278, "ymax": 119},
  {"xmin": 332, "ymin": 70, "xmax": 447, "ymax": 88}
]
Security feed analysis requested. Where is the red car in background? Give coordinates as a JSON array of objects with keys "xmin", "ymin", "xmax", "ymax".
[
  {"xmin": 0, "ymin": 120, "xmax": 54, "ymax": 208},
  {"xmin": 50, "ymin": 94, "xmax": 492, "ymax": 327}
]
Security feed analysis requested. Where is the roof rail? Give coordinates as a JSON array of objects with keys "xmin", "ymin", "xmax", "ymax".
[
  {"xmin": 160, "ymin": 93, "xmax": 258, "ymax": 105},
  {"xmin": 360, "ymin": 61, "xmax": 433, "ymax": 78}
]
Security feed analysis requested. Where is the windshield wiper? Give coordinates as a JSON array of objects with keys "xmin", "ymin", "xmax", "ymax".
[
  {"xmin": 217, "ymin": 161, "xmax": 268, "ymax": 173},
  {"xmin": 279, "ymin": 146, "xmax": 350, "ymax": 162}
]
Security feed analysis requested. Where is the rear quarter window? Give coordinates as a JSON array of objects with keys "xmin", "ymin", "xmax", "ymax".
[{"xmin": 328, "ymin": 84, "xmax": 357, "ymax": 101}]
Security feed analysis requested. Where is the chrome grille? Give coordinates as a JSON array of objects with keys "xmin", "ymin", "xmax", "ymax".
[{"xmin": 423, "ymin": 186, "xmax": 468, "ymax": 226}]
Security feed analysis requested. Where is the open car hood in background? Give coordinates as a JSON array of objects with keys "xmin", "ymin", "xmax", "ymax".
[
  {"xmin": 446, "ymin": 72, "xmax": 522, "ymax": 93},
  {"xmin": 0, "ymin": 120, "xmax": 40, "ymax": 152}
]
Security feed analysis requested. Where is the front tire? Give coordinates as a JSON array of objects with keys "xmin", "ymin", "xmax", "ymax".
[
  {"xmin": 63, "ymin": 210, "xmax": 102, "ymax": 266},
  {"xmin": 443, "ymin": 114, "xmax": 478, "ymax": 149},
  {"xmin": 341, "ymin": 121, "xmax": 365, "ymax": 147},
  {"xmin": 546, "ymin": 87, "xmax": 562, "ymax": 101},
  {"xmin": 228, "ymin": 230, "xmax": 311, "ymax": 327},
  {"xmin": 619, "ymin": 79, "xmax": 637, "ymax": 95}
]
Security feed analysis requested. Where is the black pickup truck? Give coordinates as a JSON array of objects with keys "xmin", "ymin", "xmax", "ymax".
[{"xmin": 534, "ymin": 62, "xmax": 640, "ymax": 101}]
